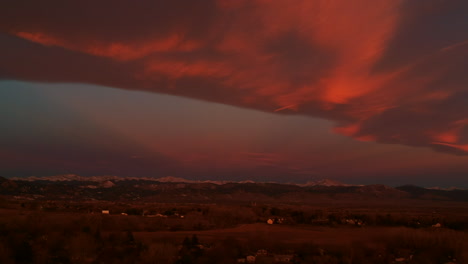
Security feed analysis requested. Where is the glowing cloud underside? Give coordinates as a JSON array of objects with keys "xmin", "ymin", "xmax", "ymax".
[{"xmin": 0, "ymin": 0, "xmax": 467, "ymax": 155}]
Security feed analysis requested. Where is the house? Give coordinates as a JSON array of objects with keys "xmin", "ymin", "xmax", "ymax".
[
  {"xmin": 121, "ymin": 213, "xmax": 128, "ymax": 216},
  {"xmin": 257, "ymin": 249, "xmax": 268, "ymax": 256},
  {"xmin": 237, "ymin": 258, "xmax": 246, "ymax": 263},
  {"xmin": 432, "ymin": 223, "xmax": 442, "ymax": 228},
  {"xmin": 155, "ymin": 213, "xmax": 168, "ymax": 217},
  {"xmin": 274, "ymin": 254, "xmax": 294, "ymax": 262},
  {"xmin": 102, "ymin": 210, "xmax": 109, "ymax": 214},
  {"xmin": 344, "ymin": 218, "xmax": 364, "ymax": 226},
  {"xmin": 246, "ymin": 256, "xmax": 256, "ymax": 263}
]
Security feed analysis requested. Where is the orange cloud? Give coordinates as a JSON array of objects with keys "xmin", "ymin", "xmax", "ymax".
[
  {"xmin": 432, "ymin": 143, "xmax": 468, "ymax": 153},
  {"xmin": 1, "ymin": 0, "xmax": 467, "ymax": 155},
  {"xmin": 17, "ymin": 31, "xmax": 201, "ymax": 61}
]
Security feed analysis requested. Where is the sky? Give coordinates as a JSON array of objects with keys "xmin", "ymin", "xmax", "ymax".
[{"xmin": 0, "ymin": 0, "xmax": 467, "ymax": 187}]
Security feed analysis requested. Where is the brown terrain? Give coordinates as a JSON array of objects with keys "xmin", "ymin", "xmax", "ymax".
[{"xmin": 0, "ymin": 175, "xmax": 467, "ymax": 263}]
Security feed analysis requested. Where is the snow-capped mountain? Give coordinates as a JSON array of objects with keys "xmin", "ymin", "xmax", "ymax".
[
  {"xmin": 298, "ymin": 179, "xmax": 356, "ymax": 187},
  {"xmin": 11, "ymin": 174, "xmax": 232, "ymax": 185},
  {"xmin": 11, "ymin": 175, "xmax": 363, "ymax": 187},
  {"xmin": 11, "ymin": 174, "xmax": 120, "ymax": 182}
]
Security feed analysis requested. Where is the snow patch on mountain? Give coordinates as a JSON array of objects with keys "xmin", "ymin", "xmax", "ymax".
[
  {"xmin": 12, "ymin": 174, "xmax": 236, "ymax": 185},
  {"xmin": 298, "ymin": 179, "xmax": 356, "ymax": 187}
]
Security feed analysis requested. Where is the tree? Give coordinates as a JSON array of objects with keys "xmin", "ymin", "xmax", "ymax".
[{"xmin": 191, "ymin": 234, "xmax": 199, "ymax": 245}]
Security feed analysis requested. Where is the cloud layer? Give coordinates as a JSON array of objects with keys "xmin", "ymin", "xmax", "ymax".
[{"xmin": 1, "ymin": 0, "xmax": 467, "ymax": 154}]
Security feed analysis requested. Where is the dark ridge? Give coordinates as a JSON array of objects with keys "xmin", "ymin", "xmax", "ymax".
[
  {"xmin": 2, "ymin": 178, "xmax": 467, "ymax": 202},
  {"xmin": 396, "ymin": 185, "xmax": 468, "ymax": 201}
]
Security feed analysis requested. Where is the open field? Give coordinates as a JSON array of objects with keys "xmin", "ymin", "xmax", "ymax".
[
  {"xmin": 135, "ymin": 223, "xmax": 468, "ymax": 262},
  {"xmin": 0, "ymin": 196, "xmax": 467, "ymax": 264},
  {"xmin": 134, "ymin": 223, "xmax": 450, "ymax": 245}
]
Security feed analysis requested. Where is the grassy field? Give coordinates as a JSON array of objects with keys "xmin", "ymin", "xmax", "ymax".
[{"xmin": 0, "ymin": 200, "xmax": 467, "ymax": 263}]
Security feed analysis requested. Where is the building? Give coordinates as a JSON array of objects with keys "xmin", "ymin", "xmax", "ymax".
[
  {"xmin": 274, "ymin": 254, "xmax": 294, "ymax": 262},
  {"xmin": 246, "ymin": 256, "xmax": 256, "ymax": 263}
]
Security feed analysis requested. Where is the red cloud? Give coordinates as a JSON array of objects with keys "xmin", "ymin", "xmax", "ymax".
[{"xmin": 1, "ymin": 0, "xmax": 467, "ymax": 154}]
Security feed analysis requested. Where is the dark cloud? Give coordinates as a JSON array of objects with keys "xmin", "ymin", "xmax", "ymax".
[
  {"xmin": 372, "ymin": 0, "xmax": 468, "ymax": 73},
  {"xmin": 263, "ymin": 30, "xmax": 336, "ymax": 87},
  {"xmin": 0, "ymin": 0, "xmax": 219, "ymax": 44},
  {"xmin": 0, "ymin": 34, "xmax": 137, "ymax": 86}
]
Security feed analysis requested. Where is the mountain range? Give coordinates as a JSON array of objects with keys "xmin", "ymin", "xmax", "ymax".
[
  {"xmin": 1, "ymin": 175, "xmax": 467, "ymax": 203},
  {"xmin": 12, "ymin": 174, "xmax": 357, "ymax": 186}
]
